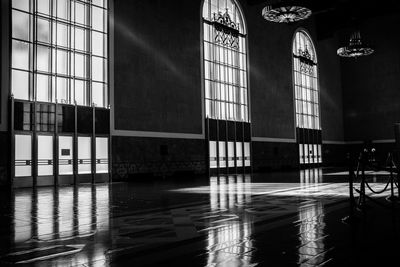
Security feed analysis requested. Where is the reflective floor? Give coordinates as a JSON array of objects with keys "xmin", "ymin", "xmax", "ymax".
[{"xmin": 0, "ymin": 168, "xmax": 399, "ymax": 266}]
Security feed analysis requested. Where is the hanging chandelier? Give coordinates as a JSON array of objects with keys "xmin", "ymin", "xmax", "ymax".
[
  {"xmin": 337, "ymin": 31, "xmax": 374, "ymax": 58},
  {"xmin": 262, "ymin": 1, "xmax": 312, "ymax": 23}
]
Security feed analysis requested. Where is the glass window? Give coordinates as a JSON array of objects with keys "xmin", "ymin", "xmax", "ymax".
[
  {"xmin": 37, "ymin": 0, "xmax": 50, "ymax": 15},
  {"xmin": 59, "ymin": 136, "xmax": 73, "ymax": 175},
  {"xmin": 37, "ymin": 135, "xmax": 53, "ymax": 176},
  {"xmin": 56, "ymin": 77, "xmax": 69, "ymax": 104},
  {"xmin": 36, "ymin": 45, "xmax": 50, "ymax": 72},
  {"xmin": 78, "ymin": 136, "xmax": 91, "ymax": 174},
  {"xmin": 92, "ymin": 82, "xmax": 105, "ymax": 107},
  {"xmin": 293, "ymin": 30, "xmax": 320, "ymax": 130},
  {"xmin": 202, "ymin": 0, "xmax": 248, "ymax": 122},
  {"xmin": 11, "ymin": 0, "xmax": 108, "ymax": 108},
  {"xmin": 73, "ymin": 27, "xmax": 86, "ymax": 51},
  {"xmin": 12, "ymin": 10, "xmax": 30, "ymax": 41},
  {"xmin": 55, "ymin": 23, "xmax": 69, "ymax": 47},
  {"xmin": 96, "ymin": 137, "xmax": 108, "ymax": 174},
  {"xmin": 75, "ymin": 80, "xmax": 87, "ymax": 105},
  {"xmin": 244, "ymin": 142, "xmax": 250, "ymax": 167},
  {"xmin": 92, "ymin": 56, "xmax": 104, "ymax": 82},
  {"xmin": 12, "ymin": 70, "xmax": 30, "ymax": 100},
  {"xmin": 12, "ymin": 40, "xmax": 30, "ymax": 70},
  {"xmin": 56, "ymin": 0, "xmax": 69, "ymax": 20},
  {"xmin": 36, "ymin": 74, "xmax": 51, "ymax": 102},
  {"xmin": 218, "ymin": 141, "xmax": 226, "ymax": 168},
  {"xmin": 92, "ymin": 6, "xmax": 104, "ymax": 32},
  {"xmin": 37, "ymin": 18, "xmax": 50, "ymax": 43},
  {"xmin": 93, "ymin": 0, "xmax": 105, "ymax": 8},
  {"xmin": 12, "ymin": 0, "xmax": 30, "ymax": 11},
  {"xmin": 15, "ymin": 134, "xmax": 32, "ymax": 177},
  {"xmin": 74, "ymin": 2, "xmax": 87, "ymax": 25},
  {"xmin": 92, "ymin": 31, "xmax": 104, "ymax": 56},
  {"xmin": 209, "ymin": 141, "xmax": 217, "ymax": 169},
  {"xmin": 74, "ymin": 53, "xmax": 86, "ymax": 78},
  {"xmin": 227, "ymin": 142, "xmax": 235, "ymax": 167},
  {"xmin": 55, "ymin": 49, "xmax": 68, "ymax": 75}
]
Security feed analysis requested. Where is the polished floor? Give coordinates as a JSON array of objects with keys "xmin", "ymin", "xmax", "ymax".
[{"xmin": 0, "ymin": 169, "xmax": 399, "ymax": 266}]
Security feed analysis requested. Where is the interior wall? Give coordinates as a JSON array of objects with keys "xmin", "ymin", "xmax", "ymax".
[
  {"xmin": 113, "ymin": 0, "xmax": 203, "ymax": 134},
  {"xmin": 318, "ymin": 36, "xmax": 344, "ymax": 142},
  {"xmin": 245, "ymin": 2, "xmax": 298, "ymax": 140},
  {"xmin": 245, "ymin": 4, "xmax": 344, "ymax": 142},
  {"xmin": 112, "ymin": 136, "xmax": 206, "ymax": 179},
  {"xmin": 111, "ymin": 0, "xmax": 346, "ymax": 175},
  {"xmin": 342, "ymin": 14, "xmax": 400, "ymax": 142},
  {"xmin": 0, "ymin": 0, "xmax": 9, "ymax": 185},
  {"xmin": 1, "ymin": 0, "xmax": 10, "ymax": 131}
]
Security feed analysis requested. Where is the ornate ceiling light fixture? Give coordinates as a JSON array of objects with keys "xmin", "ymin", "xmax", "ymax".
[
  {"xmin": 262, "ymin": 1, "xmax": 312, "ymax": 23},
  {"xmin": 337, "ymin": 31, "xmax": 374, "ymax": 58}
]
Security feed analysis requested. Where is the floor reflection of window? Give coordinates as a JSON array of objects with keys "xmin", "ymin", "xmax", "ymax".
[
  {"xmin": 11, "ymin": 184, "xmax": 111, "ymax": 265},
  {"xmin": 37, "ymin": 189, "xmax": 55, "ymax": 240},
  {"xmin": 96, "ymin": 185, "xmax": 110, "ymax": 234},
  {"xmin": 300, "ymin": 168, "xmax": 323, "ymax": 185},
  {"xmin": 58, "ymin": 187, "xmax": 74, "ymax": 238},
  {"xmin": 297, "ymin": 202, "xmax": 326, "ymax": 265},
  {"xmin": 207, "ymin": 175, "xmax": 254, "ymax": 266},
  {"xmin": 14, "ymin": 192, "xmax": 32, "ymax": 243},
  {"xmin": 78, "ymin": 187, "xmax": 93, "ymax": 234}
]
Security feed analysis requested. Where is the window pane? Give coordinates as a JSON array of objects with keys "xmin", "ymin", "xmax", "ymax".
[
  {"xmin": 92, "ymin": 56, "xmax": 104, "ymax": 81},
  {"xmin": 37, "ymin": 18, "xmax": 51, "ymax": 43},
  {"xmin": 92, "ymin": 82, "xmax": 105, "ymax": 108},
  {"xmin": 15, "ymin": 134, "xmax": 32, "ymax": 177},
  {"xmin": 74, "ymin": 2, "xmax": 86, "ymax": 24},
  {"xmin": 227, "ymin": 142, "xmax": 234, "ymax": 167},
  {"xmin": 96, "ymin": 137, "xmax": 108, "ymax": 174},
  {"xmin": 209, "ymin": 141, "xmax": 217, "ymax": 169},
  {"xmin": 37, "ymin": 0, "xmax": 50, "ymax": 15},
  {"xmin": 92, "ymin": 31, "xmax": 104, "ymax": 56},
  {"xmin": 244, "ymin": 142, "xmax": 250, "ymax": 167},
  {"xmin": 59, "ymin": 136, "xmax": 73, "ymax": 175},
  {"xmin": 93, "ymin": 0, "xmax": 105, "ymax": 8},
  {"xmin": 74, "ymin": 53, "xmax": 86, "ymax": 78},
  {"xmin": 56, "ymin": 77, "xmax": 69, "ymax": 104},
  {"xmin": 55, "ymin": 23, "xmax": 69, "ymax": 47},
  {"xmin": 12, "ymin": 10, "xmax": 30, "ymax": 41},
  {"xmin": 75, "ymin": 80, "xmax": 86, "ymax": 105},
  {"xmin": 73, "ymin": 27, "xmax": 86, "ymax": 51},
  {"xmin": 236, "ymin": 142, "xmax": 243, "ymax": 167},
  {"xmin": 37, "ymin": 45, "xmax": 50, "ymax": 72},
  {"xmin": 92, "ymin": 6, "xmax": 104, "ymax": 32},
  {"xmin": 219, "ymin": 141, "xmax": 226, "ymax": 168},
  {"xmin": 12, "ymin": 70, "xmax": 29, "ymax": 100},
  {"xmin": 37, "ymin": 135, "xmax": 53, "ymax": 176},
  {"xmin": 78, "ymin": 136, "xmax": 91, "ymax": 174},
  {"xmin": 12, "ymin": 40, "xmax": 30, "ymax": 70},
  {"xmin": 36, "ymin": 74, "xmax": 51, "ymax": 102},
  {"xmin": 12, "ymin": 0, "xmax": 29, "ymax": 12},
  {"xmin": 56, "ymin": 0, "xmax": 69, "ymax": 20},
  {"xmin": 55, "ymin": 50, "xmax": 68, "ymax": 75}
]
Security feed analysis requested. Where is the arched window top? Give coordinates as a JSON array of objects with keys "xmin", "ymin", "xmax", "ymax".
[
  {"xmin": 293, "ymin": 30, "xmax": 317, "ymax": 64},
  {"xmin": 202, "ymin": 0, "xmax": 246, "ymax": 35}
]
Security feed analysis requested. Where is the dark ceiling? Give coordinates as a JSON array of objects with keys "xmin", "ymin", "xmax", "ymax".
[{"xmin": 247, "ymin": 0, "xmax": 400, "ymax": 39}]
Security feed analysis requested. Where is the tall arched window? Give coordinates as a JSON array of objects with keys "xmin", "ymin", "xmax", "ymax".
[
  {"xmin": 293, "ymin": 30, "xmax": 322, "ymax": 165},
  {"xmin": 203, "ymin": 0, "xmax": 248, "ymax": 122},
  {"xmin": 202, "ymin": 0, "xmax": 251, "ymax": 174}
]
